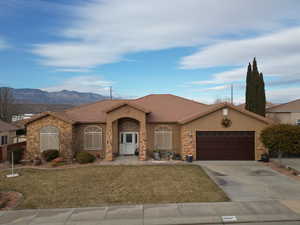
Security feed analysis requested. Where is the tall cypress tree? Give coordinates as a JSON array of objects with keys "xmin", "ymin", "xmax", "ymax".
[
  {"xmin": 245, "ymin": 63, "xmax": 253, "ymax": 111},
  {"xmin": 257, "ymin": 72, "xmax": 266, "ymax": 116},
  {"xmin": 245, "ymin": 58, "xmax": 266, "ymax": 116}
]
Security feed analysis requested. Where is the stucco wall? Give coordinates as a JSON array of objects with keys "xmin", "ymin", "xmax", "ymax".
[
  {"xmin": 267, "ymin": 112, "xmax": 291, "ymax": 124},
  {"xmin": 73, "ymin": 123, "xmax": 106, "ymax": 158},
  {"xmin": 291, "ymin": 113, "xmax": 300, "ymax": 125},
  {"xmin": 26, "ymin": 115, "xmax": 73, "ymax": 161},
  {"xmin": 181, "ymin": 108, "xmax": 269, "ymax": 160}
]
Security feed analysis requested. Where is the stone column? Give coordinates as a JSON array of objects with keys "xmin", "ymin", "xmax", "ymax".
[
  {"xmin": 105, "ymin": 121, "xmax": 113, "ymax": 161},
  {"xmin": 181, "ymin": 126, "xmax": 195, "ymax": 159},
  {"xmin": 139, "ymin": 120, "xmax": 147, "ymax": 161}
]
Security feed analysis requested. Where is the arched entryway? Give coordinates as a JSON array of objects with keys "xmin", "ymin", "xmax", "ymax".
[{"xmin": 105, "ymin": 103, "xmax": 148, "ymax": 161}]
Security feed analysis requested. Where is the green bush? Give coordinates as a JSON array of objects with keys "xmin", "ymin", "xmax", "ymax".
[
  {"xmin": 8, "ymin": 148, "xmax": 24, "ymax": 164},
  {"xmin": 76, "ymin": 151, "xmax": 96, "ymax": 164},
  {"xmin": 260, "ymin": 124, "xmax": 300, "ymax": 156},
  {"xmin": 42, "ymin": 150, "xmax": 59, "ymax": 162}
]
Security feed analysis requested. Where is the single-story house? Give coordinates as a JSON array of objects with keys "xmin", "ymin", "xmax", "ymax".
[
  {"xmin": 24, "ymin": 94, "xmax": 273, "ymax": 161},
  {"xmin": 266, "ymin": 99, "xmax": 300, "ymax": 125}
]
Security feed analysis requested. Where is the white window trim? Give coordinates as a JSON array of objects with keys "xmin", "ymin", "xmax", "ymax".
[
  {"xmin": 84, "ymin": 126, "xmax": 103, "ymax": 150},
  {"xmin": 296, "ymin": 119, "xmax": 300, "ymax": 126},
  {"xmin": 154, "ymin": 126, "xmax": 173, "ymax": 150}
]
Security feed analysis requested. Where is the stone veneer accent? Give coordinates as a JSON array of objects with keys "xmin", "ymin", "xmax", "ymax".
[
  {"xmin": 105, "ymin": 105, "xmax": 147, "ymax": 161},
  {"xmin": 26, "ymin": 115, "xmax": 73, "ymax": 161}
]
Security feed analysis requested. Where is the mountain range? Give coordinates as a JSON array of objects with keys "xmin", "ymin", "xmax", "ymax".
[{"xmin": 3, "ymin": 88, "xmax": 110, "ymax": 105}]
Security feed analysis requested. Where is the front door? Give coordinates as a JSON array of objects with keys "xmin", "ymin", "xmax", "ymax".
[{"xmin": 119, "ymin": 132, "xmax": 138, "ymax": 155}]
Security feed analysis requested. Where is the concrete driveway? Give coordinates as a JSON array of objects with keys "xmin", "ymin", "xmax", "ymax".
[
  {"xmin": 272, "ymin": 158, "xmax": 300, "ymax": 172},
  {"xmin": 196, "ymin": 161, "xmax": 300, "ymax": 201}
]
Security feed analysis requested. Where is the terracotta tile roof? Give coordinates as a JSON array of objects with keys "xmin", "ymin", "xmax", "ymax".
[
  {"xmin": 24, "ymin": 94, "xmax": 274, "ymax": 125},
  {"xmin": 179, "ymin": 102, "xmax": 275, "ymax": 125},
  {"xmin": 61, "ymin": 94, "xmax": 207, "ymax": 123},
  {"xmin": 0, "ymin": 119, "xmax": 18, "ymax": 132},
  {"xmin": 267, "ymin": 99, "xmax": 300, "ymax": 113}
]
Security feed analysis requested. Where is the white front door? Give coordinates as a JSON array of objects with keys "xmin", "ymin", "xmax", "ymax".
[{"xmin": 119, "ymin": 132, "xmax": 138, "ymax": 155}]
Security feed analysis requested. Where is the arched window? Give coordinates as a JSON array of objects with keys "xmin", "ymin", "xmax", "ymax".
[
  {"xmin": 154, "ymin": 126, "xmax": 172, "ymax": 150},
  {"xmin": 84, "ymin": 126, "xmax": 102, "ymax": 150},
  {"xmin": 40, "ymin": 126, "xmax": 59, "ymax": 152}
]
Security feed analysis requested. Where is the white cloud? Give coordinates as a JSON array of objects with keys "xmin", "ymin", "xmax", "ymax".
[
  {"xmin": 185, "ymin": 27, "xmax": 300, "ymax": 84},
  {"xmin": 43, "ymin": 75, "xmax": 113, "ymax": 95},
  {"xmin": 0, "ymin": 37, "xmax": 9, "ymax": 50},
  {"xmin": 32, "ymin": 0, "xmax": 300, "ymax": 70},
  {"xmin": 267, "ymin": 87, "xmax": 300, "ymax": 103}
]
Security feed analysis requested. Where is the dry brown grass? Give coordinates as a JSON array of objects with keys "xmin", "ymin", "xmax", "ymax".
[{"xmin": 0, "ymin": 165, "xmax": 229, "ymax": 209}]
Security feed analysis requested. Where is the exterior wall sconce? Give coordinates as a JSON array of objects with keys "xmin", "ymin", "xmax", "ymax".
[{"xmin": 222, "ymin": 108, "xmax": 228, "ymax": 117}]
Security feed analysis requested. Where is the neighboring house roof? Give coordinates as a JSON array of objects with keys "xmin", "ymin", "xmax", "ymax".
[
  {"xmin": 24, "ymin": 94, "xmax": 272, "ymax": 125},
  {"xmin": 267, "ymin": 99, "xmax": 300, "ymax": 113},
  {"xmin": 179, "ymin": 102, "xmax": 274, "ymax": 125},
  {"xmin": 238, "ymin": 102, "xmax": 276, "ymax": 109},
  {"xmin": 0, "ymin": 119, "xmax": 18, "ymax": 132}
]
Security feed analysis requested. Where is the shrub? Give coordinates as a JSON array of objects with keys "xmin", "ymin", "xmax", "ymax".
[
  {"xmin": 76, "ymin": 151, "xmax": 96, "ymax": 164},
  {"xmin": 8, "ymin": 148, "xmax": 24, "ymax": 164},
  {"xmin": 260, "ymin": 124, "xmax": 300, "ymax": 157},
  {"xmin": 42, "ymin": 150, "xmax": 59, "ymax": 162}
]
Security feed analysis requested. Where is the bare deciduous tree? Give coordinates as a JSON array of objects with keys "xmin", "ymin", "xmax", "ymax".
[{"xmin": 0, "ymin": 87, "xmax": 15, "ymax": 122}]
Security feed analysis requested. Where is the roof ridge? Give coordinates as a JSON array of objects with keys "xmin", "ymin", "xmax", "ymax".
[
  {"xmin": 180, "ymin": 102, "xmax": 274, "ymax": 124},
  {"xmin": 64, "ymin": 98, "xmax": 132, "ymax": 113},
  {"xmin": 135, "ymin": 94, "xmax": 207, "ymax": 106}
]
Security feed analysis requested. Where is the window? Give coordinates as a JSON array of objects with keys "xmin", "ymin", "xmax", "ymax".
[
  {"xmin": 296, "ymin": 120, "xmax": 300, "ymax": 126},
  {"xmin": 84, "ymin": 126, "xmax": 102, "ymax": 150},
  {"xmin": 40, "ymin": 126, "xmax": 59, "ymax": 151},
  {"xmin": 1, "ymin": 136, "xmax": 8, "ymax": 145},
  {"xmin": 154, "ymin": 126, "xmax": 172, "ymax": 150}
]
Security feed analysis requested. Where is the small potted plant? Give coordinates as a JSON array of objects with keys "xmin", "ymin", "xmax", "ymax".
[{"xmin": 153, "ymin": 150, "xmax": 160, "ymax": 160}]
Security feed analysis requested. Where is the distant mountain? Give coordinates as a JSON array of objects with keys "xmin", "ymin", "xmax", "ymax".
[{"xmin": 5, "ymin": 88, "xmax": 110, "ymax": 105}]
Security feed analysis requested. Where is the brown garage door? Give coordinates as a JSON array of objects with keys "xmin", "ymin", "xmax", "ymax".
[{"xmin": 196, "ymin": 131, "xmax": 255, "ymax": 160}]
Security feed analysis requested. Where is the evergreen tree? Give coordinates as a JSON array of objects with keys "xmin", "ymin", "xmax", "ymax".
[
  {"xmin": 245, "ymin": 63, "xmax": 253, "ymax": 111},
  {"xmin": 245, "ymin": 58, "xmax": 266, "ymax": 116}
]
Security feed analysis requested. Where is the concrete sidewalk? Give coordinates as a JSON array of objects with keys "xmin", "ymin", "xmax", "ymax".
[{"xmin": 1, "ymin": 200, "xmax": 300, "ymax": 225}]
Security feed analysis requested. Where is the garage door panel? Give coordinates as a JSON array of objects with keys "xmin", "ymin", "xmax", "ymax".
[{"xmin": 196, "ymin": 131, "xmax": 255, "ymax": 160}]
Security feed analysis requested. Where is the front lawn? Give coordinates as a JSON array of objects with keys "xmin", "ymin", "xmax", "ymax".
[{"xmin": 0, "ymin": 165, "xmax": 229, "ymax": 209}]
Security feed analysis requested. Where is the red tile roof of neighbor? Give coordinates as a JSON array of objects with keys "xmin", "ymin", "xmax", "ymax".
[
  {"xmin": 0, "ymin": 119, "xmax": 18, "ymax": 132},
  {"xmin": 24, "ymin": 94, "xmax": 272, "ymax": 125}
]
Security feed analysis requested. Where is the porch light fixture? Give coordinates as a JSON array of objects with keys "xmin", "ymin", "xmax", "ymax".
[{"xmin": 222, "ymin": 108, "xmax": 228, "ymax": 116}]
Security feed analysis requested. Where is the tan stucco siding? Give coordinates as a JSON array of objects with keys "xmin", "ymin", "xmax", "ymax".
[
  {"xmin": 291, "ymin": 113, "xmax": 300, "ymax": 125},
  {"xmin": 146, "ymin": 123, "xmax": 181, "ymax": 157},
  {"xmin": 181, "ymin": 108, "xmax": 269, "ymax": 160},
  {"xmin": 267, "ymin": 112, "xmax": 291, "ymax": 124},
  {"xmin": 26, "ymin": 115, "xmax": 73, "ymax": 161},
  {"xmin": 73, "ymin": 123, "xmax": 106, "ymax": 158}
]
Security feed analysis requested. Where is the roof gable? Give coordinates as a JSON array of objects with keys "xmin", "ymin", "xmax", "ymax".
[
  {"xmin": 25, "ymin": 111, "xmax": 75, "ymax": 125},
  {"xmin": 179, "ymin": 102, "xmax": 274, "ymax": 125},
  {"xmin": 105, "ymin": 102, "xmax": 151, "ymax": 114}
]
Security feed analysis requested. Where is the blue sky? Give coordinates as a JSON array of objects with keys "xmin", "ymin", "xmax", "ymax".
[{"xmin": 1, "ymin": 0, "xmax": 300, "ymax": 103}]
